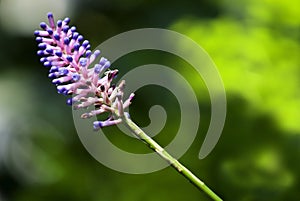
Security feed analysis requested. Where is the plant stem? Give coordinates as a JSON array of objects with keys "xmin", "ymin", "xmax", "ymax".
[{"xmin": 121, "ymin": 114, "xmax": 223, "ymax": 201}]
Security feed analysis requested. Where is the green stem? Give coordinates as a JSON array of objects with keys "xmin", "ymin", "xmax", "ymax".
[{"xmin": 121, "ymin": 114, "xmax": 223, "ymax": 201}]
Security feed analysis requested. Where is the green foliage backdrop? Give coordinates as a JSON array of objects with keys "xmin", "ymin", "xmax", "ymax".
[{"xmin": 0, "ymin": 0, "xmax": 299, "ymax": 201}]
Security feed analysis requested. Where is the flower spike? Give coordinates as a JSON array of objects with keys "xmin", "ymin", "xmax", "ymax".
[{"xmin": 35, "ymin": 12, "xmax": 134, "ymax": 129}]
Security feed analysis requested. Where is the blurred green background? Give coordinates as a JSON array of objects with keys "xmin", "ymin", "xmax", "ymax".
[{"xmin": 0, "ymin": 0, "xmax": 299, "ymax": 201}]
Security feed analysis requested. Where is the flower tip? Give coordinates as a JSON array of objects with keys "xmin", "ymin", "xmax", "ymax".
[
  {"xmin": 93, "ymin": 121, "xmax": 102, "ymax": 130},
  {"xmin": 34, "ymin": 30, "xmax": 40, "ymax": 36},
  {"xmin": 38, "ymin": 43, "xmax": 47, "ymax": 50},
  {"xmin": 72, "ymin": 73, "xmax": 81, "ymax": 82},
  {"xmin": 63, "ymin": 17, "xmax": 70, "ymax": 24},
  {"xmin": 47, "ymin": 29, "xmax": 53, "ymax": 35},
  {"xmin": 47, "ymin": 12, "xmax": 54, "ymax": 19},
  {"xmin": 43, "ymin": 61, "xmax": 52, "ymax": 67},
  {"xmin": 35, "ymin": 37, "xmax": 43, "ymax": 43},
  {"xmin": 66, "ymin": 98, "xmax": 73, "ymax": 106},
  {"xmin": 40, "ymin": 22, "xmax": 47, "ymax": 30},
  {"xmin": 57, "ymin": 20, "xmax": 62, "ymax": 27},
  {"xmin": 64, "ymin": 37, "xmax": 70, "ymax": 45},
  {"xmin": 79, "ymin": 58, "xmax": 88, "ymax": 67}
]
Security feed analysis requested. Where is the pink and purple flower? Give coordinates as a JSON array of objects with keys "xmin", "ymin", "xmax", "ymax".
[{"xmin": 35, "ymin": 12, "xmax": 134, "ymax": 130}]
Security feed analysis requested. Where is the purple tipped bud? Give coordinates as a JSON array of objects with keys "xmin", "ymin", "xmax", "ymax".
[
  {"xmin": 44, "ymin": 61, "xmax": 52, "ymax": 67},
  {"xmin": 74, "ymin": 43, "xmax": 80, "ymax": 51},
  {"xmin": 103, "ymin": 61, "xmax": 111, "ymax": 69},
  {"xmin": 66, "ymin": 56, "xmax": 73, "ymax": 62},
  {"xmin": 55, "ymin": 51, "xmax": 62, "ymax": 57},
  {"xmin": 40, "ymin": 22, "xmax": 47, "ymax": 30},
  {"xmin": 37, "ymin": 50, "xmax": 45, "ymax": 56},
  {"xmin": 72, "ymin": 74, "xmax": 80, "ymax": 82},
  {"xmin": 52, "ymin": 79, "xmax": 61, "ymax": 84},
  {"xmin": 57, "ymin": 87, "xmax": 67, "ymax": 94},
  {"xmin": 34, "ymin": 30, "xmax": 40, "ymax": 36},
  {"xmin": 49, "ymin": 66, "xmax": 59, "ymax": 73},
  {"xmin": 63, "ymin": 17, "xmax": 70, "ymax": 24},
  {"xmin": 94, "ymin": 50, "xmax": 101, "ymax": 57},
  {"xmin": 54, "ymin": 33, "xmax": 60, "ymax": 40},
  {"xmin": 38, "ymin": 43, "xmax": 47, "ymax": 50},
  {"xmin": 82, "ymin": 40, "xmax": 89, "ymax": 48},
  {"xmin": 63, "ymin": 25, "xmax": 69, "ymax": 33},
  {"xmin": 93, "ymin": 121, "xmax": 103, "ymax": 130},
  {"xmin": 86, "ymin": 50, "xmax": 92, "ymax": 57},
  {"xmin": 70, "ymin": 26, "xmax": 76, "ymax": 32},
  {"xmin": 36, "ymin": 37, "xmax": 43, "ymax": 42},
  {"xmin": 46, "ymin": 48, "xmax": 53, "ymax": 54},
  {"xmin": 59, "ymin": 68, "xmax": 69, "ymax": 75},
  {"xmin": 94, "ymin": 64, "xmax": 102, "ymax": 74},
  {"xmin": 40, "ymin": 57, "xmax": 48, "ymax": 63},
  {"xmin": 77, "ymin": 35, "xmax": 84, "ymax": 42},
  {"xmin": 79, "ymin": 58, "xmax": 88, "ymax": 67},
  {"xmin": 93, "ymin": 119, "xmax": 122, "ymax": 129},
  {"xmin": 57, "ymin": 19, "xmax": 62, "ymax": 27},
  {"xmin": 47, "ymin": 12, "xmax": 55, "ymax": 28},
  {"xmin": 99, "ymin": 57, "xmax": 108, "ymax": 65},
  {"xmin": 72, "ymin": 32, "xmax": 79, "ymax": 40},
  {"xmin": 48, "ymin": 72, "xmax": 57, "ymax": 78},
  {"xmin": 47, "ymin": 29, "xmax": 53, "ymax": 35},
  {"xmin": 66, "ymin": 98, "xmax": 73, "ymax": 105},
  {"xmin": 64, "ymin": 37, "xmax": 70, "ymax": 45}
]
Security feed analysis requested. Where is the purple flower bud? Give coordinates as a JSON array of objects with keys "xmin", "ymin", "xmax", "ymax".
[
  {"xmin": 66, "ymin": 55, "xmax": 73, "ymax": 62},
  {"xmin": 34, "ymin": 30, "xmax": 41, "ymax": 36},
  {"xmin": 52, "ymin": 76, "xmax": 72, "ymax": 84},
  {"xmin": 40, "ymin": 57, "xmax": 48, "ymax": 63},
  {"xmin": 85, "ymin": 50, "xmax": 92, "ymax": 57},
  {"xmin": 70, "ymin": 26, "xmax": 76, "ymax": 32},
  {"xmin": 47, "ymin": 12, "xmax": 55, "ymax": 29},
  {"xmin": 72, "ymin": 73, "xmax": 80, "ymax": 82},
  {"xmin": 40, "ymin": 22, "xmax": 47, "ymax": 30},
  {"xmin": 57, "ymin": 20, "xmax": 62, "ymax": 27},
  {"xmin": 63, "ymin": 17, "xmax": 70, "ymax": 24},
  {"xmin": 79, "ymin": 58, "xmax": 88, "ymax": 67},
  {"xmin": 36, "ymin": 37, "xmax": 43, "ymax": 42},
  {"xmin": 59, "ymin": 68, "xmax": 69, "ymax": 75},
  {"xmin": 47, "ymin": 29, "xmax": 53, "ymax": 35},
  {"xmin": 74, "ymin": 43, "xmax": 80, "ymax": 51},
  {"xmin": 66, "ymin": 98, "xmax": 73, "ymax": 105},
  {"xmin": 93, "ymin": 121, "xmax": 103, "ymax": 130},
  {"xmin": 63, "ymin": 25, "xmax": 69, "ymax": 33},
  {"xmin": 99, "ymin": 57, "xmax": 108, "ymax": 65},
  {"xmin": 49, "ymin": 66, "xmax": 59, "ymax": 73},
  {"xmin": 46, "ymin": 48, "xmax": 53, "ymax": 54},
  {"xmin": 82, "ymin": 40, "xmax": 89, "ymax": 48},
  {"xmin": 72, "ymin": 32, "xmax": 79, "ymax": 40},
  {"xmin": 44, "ymin": 61, "xmax": 52, "ymax": 67},
  {"xmin": 94, "ymin": 64, "xmax": 102, "ymax": 74},
  {"xmin": 37, "ymin": 50, "xmax": 45, "ymax": 56},
  {"xmin": 64, "ymin": 37, "xmax": 70, "ymax": 45},
  {"xmin": 54, "ymin": 33, "xmax": 60, "ymax": 40},
  {"xmin": 103, "ymin": 61, "xmax": 111, "ymax": 69},
  {"xmin": 57, "ymin": 86, "xmax": 67, "ymax": 94},
  {"xmin": 48, "ymin": 72, "xmax": 58, "ymax": 78},
  {"xmin": 77, "ymin": 35, "xmax": 84, "ymax": 42},
  {"xmin": 55, "ymin": 51, "xmax": 62, "ymax": 57},
  {"xmin": 93, "ymin": 119, "xmax": 122, "ymax": 130},
  {"xmin": 38, "ymin": 43, "xmax": 47, "ymax": 50},
  {"xmin": 94, "ymin": 50, "xmax": 101, "ymax": 57}
]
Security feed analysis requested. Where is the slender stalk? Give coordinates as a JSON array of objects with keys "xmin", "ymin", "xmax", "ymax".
[{"xmin": 121, "ymin": 114, "xmax": 223, "ymax": 201}]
